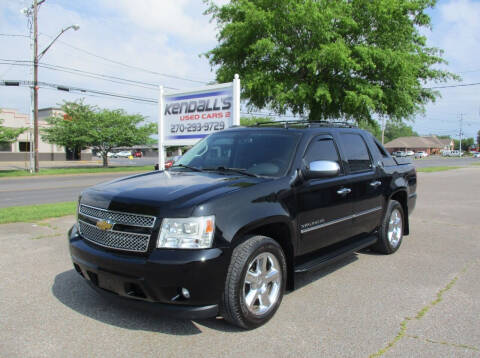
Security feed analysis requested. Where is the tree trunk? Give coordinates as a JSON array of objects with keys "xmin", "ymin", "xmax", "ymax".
[
  {"xmin": 308, "ymin": 103, "xmax": 322, "ymax": 122},
  {"xmin": 102, "ymin": 154, "xmax": 108, "ymax": 167}
]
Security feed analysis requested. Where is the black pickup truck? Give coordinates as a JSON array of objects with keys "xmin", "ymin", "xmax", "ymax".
[{"xmin": 69, "ymin": 122, "xmax": 417, "ymax": 329}]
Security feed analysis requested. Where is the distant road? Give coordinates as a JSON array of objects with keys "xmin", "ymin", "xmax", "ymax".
[
  {"xmin": 0, "ymin": 157, "xmax": 479, "ymax": 208},
  {"xmin": 0, "ymin": 173, "xmax": 134, "ymax": 208},
  {"xmin": 411, "ymin": 156, "xmax": 479, "ymax": 168}
]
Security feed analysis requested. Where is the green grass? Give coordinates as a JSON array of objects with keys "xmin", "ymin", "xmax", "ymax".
[
  {"xmin": 0, "ymin": 201, "xmax": 76, "ymax": 224},
  {"xmin": 0, "ymin": 165, "xmax": 154, "ymax": 178},
  {"xmin": 416, "ymin": 166, "xmax": 462, "ymax": 173}
]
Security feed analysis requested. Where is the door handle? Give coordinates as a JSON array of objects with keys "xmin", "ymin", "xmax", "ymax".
[
  {"xmin": 337, "ymin": 188, "xmax": 352, "ymax": 195},
  {"xmin": 370, "ymin": 181, "xmax": 382, "ymax": 187}
]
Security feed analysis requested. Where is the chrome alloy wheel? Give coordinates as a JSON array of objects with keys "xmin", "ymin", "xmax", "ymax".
[
  {"xmin": 243, "ymin": 252, "xmax": 281, "ymax": 316},
  {"xmin": 388, "ymin": 208, "xmax": 403, "ymax": 248}
]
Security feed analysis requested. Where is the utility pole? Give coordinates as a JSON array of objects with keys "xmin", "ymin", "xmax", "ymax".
[
  {"xmin": 459, "ymin": 113, "xmax": 465, "ymax": 154},
  {"xmin": 22, "ymin": 0, "xmax": 77, "ymax": 172},
  {"xmin": 33, "ymin": 0, "xmax": 39, "ymax": 172}
]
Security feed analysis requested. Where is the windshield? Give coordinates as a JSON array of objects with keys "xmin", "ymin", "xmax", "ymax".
[{"xmin": 173, "ymin": 130, "xmax": 301, "ymax": 177}]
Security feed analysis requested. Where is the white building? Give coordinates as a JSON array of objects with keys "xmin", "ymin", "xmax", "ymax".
[{"xmin": 0, "ymin": 108, "xmax": 92, "ymax": 161}]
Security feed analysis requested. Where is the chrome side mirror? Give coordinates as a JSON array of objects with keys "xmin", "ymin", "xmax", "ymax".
[{"xmin": 305, "ymin": 160, "xmax": 340, "ymax": 179}]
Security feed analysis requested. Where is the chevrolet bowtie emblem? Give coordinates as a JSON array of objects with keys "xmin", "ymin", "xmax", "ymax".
[{"xmin": 96, "ymin": 219, "xmax": 114, "ymax": 231}]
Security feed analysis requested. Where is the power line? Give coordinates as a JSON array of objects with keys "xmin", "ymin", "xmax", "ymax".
[
  {"xmin": 40, "ymin": 86, "xmax": 158, "ymax": 106},
  {"xmin": 427, "ymin": 82, "xmax": 480, "ymax": 89},
  {"xmin": 0, "ymin": 60, "xmax": 179, "ymax": 91},
  {"xmin": 0, "ymin": 33, "xmax": 30, "ymax": 38},
  {"xmin": 0, "ymin": 79, "xmax": 158, "ymax": 104},
  {"xmin": 39, "ymin": 33, "xmax": 212, "ymax": 85}
]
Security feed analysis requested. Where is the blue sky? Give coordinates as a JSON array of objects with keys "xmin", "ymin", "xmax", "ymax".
[{"xmin": 1, "ymin": 0, "xmax": 479, "ymax": 141}]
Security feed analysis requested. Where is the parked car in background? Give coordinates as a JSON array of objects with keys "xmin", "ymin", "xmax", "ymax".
[
  {"xmin": 154, "ymin": 155, "xmax": 183, "ymax": 170},
  {"xmin": 405, "ymin": 150, "xmax": 414, "ymax": 157},
  {"xmin": 133, "ymin": 151, "xmax": 142, "ymax": 158},
  {"xmin": 442, "ymin": 150, "xmax": 451, "ymax": 157},
  {"xmin": 165, "ymin": 155, "xmax": 182, "ymax": 169},
  {"xmin": 392, "ymin": 151, "xmax": 406, "ymax": 157},
  {"xmin": 115, "ymin": 151, "xmax": 132, "ymax": 158},
  {"xmin": 473, "ymin": 152, "xmax": 480, "ymax": 158},
  {"xmin": 106, "ymin": 152, "xmax": 115, "ymax": 158},
  {"xmin": 414, "ymin": 151, "xmax": 428, "ymax": 159}
]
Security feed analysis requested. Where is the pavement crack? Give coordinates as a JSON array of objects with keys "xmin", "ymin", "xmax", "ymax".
[
  {"xmin": 368, "ymin": 262, "xmax": 475, "ymax": 358},
  {"xmin": 406, "ymin": 334, "xmax": 479, "ymax": 352}
]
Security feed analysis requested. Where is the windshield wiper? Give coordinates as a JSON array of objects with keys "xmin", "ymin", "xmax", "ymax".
[
  {"xmin": 171, "ymin": 164, "xmax": 203, "ymax": 172},
  {"xmin": 204, "ymin": 166, "xmax": 259, "ymax": 178}
]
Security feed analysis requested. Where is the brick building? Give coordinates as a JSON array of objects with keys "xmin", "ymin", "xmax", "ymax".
[{"xmin": 384, "ymin": 136, "xmax": 454, "ymax": 155}]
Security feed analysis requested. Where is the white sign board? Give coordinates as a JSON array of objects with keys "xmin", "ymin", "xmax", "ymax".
[{"xmin": 158, "ymin": 75, "xmax": 240, "ymax": 169}]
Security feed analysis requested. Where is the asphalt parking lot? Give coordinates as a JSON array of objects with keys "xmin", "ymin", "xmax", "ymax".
[{"xmin": 1, "ymin": 167, "xmax": 479, "ymax": 357}]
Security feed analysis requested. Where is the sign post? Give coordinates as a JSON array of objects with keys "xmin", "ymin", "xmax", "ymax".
[
  {"xmin": 158, "ymin": 85, "xmax": 165, "ymax": 170},
  {"xmin": 157, "ymin": 75, "xmax": 240, "ymax": 170}
]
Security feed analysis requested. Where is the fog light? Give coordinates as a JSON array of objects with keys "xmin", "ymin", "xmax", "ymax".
[{"xmin": 181, "ymin": 287, "xmax": 190, "ymax": 299}]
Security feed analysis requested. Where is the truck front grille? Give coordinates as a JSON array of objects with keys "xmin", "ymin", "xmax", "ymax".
[
  {"xmin": 78, "ymin": 221, "xmax": 150, "ymax": 252},
  {"xmin": 77, "ymin": 205, "xmax": 156, "ymax": 253},
  {"xmin": 79, "ymin": 204, "xmax": 155, "ymax": 228}
]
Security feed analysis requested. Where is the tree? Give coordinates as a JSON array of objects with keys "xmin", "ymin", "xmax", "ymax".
[
  {"xmin": 358, "ymin": 120, "xmax": 382, "ymax": 141},
  {"xmin": 383, "ymin": 121, "xmax": 418, "ymax": 143},
  {"xmin": 240, "ymin": 116, "xmax": 271, "ymax": 126},
  {"xmin": 205, "ymin": 0, "xmax": 457, "ymax": 124},
  {"xmin": 0, "ymin": 116, "xmax": 26, "ymax": 144},
  {"xmin": 477, "ymin": 130, "xmax": 480, "ymax": 147},
  {"xmin": 42, "ymin": 101, "xmax": 157, "ymax": 167},
  {"xmin": 454, "ymin": 138, "xmax": 474, "ymax": 151}
]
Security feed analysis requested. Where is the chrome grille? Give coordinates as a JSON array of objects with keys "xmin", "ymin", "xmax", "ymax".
[
  {"xmin": 78, "ymin": 220, "xmax": 150, "ymax": 252},
  {"xmin": 79, "ymin": 204, "xmax": 155, "ymax": 228}
]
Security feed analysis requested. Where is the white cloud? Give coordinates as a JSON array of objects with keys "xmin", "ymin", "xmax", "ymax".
[
  {"xmin": 104, "ymin": 0, "xmax": 218, "ymax": 45},
  {"xmin": 435, "ymin": 0, "xmax": 480, "ymax": 69}
]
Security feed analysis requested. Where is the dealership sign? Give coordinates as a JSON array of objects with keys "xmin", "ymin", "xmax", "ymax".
[{"xmin": 158, "ymin": 75, "xmax": 240, "ymax": 169}]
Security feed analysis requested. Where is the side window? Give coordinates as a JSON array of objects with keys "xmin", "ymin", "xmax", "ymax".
[
  {"xmin": 304, "ymin": 138, "xmax": 342, "ymax": 173},
  {"xmin": 339, "ymin": 133, "xmax": 372, "ymax": 173}
]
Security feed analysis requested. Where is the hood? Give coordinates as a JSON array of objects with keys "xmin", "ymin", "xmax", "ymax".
[{"xmin": 80, "ymin": 170, "xmax": 268, "ymax": 217}]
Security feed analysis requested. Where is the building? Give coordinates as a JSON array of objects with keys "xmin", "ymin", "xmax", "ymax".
[
  {"xmin": 0, "ymin": 108, "xmax": 92, "ymax": 161},
  {"xmin": 384, "ymin": 136, "xmax": 454, "ymax": 155}
]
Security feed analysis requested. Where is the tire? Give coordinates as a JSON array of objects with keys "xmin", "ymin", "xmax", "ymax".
[
  {"xmin": 221, "ymin": 235, "xmax": 287, "ymax": 329},
  {"xmin": 371, "ymin": 200, "xmax": 404, "ymax": 254}
]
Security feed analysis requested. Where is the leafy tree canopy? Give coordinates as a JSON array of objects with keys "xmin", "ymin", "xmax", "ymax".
[
  {"xmin": 240, "ymin": 116, "xmax": 271, "ymax": 126},
  {"xmin": 383, "ymin": 121, "xmax": 419, "ymax": 143},
  {"xmin": 0, "ymin": 117, "xmax": 26, "ymax": 143},
  {"xmin": 205, "ymin": 0, "xmax": 457, "ymax": 123},
  {"xmin": 42, "ymin": 101, "xmax": 157, "ymax": 166},
  {"xmin": 454, "ymin": 137, "xmax": 474, "ymax": 151}
]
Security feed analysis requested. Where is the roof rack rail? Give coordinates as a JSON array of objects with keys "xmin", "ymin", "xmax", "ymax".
[{"xmin": 246, "ymin": 120, "xmax": 357, "ymax": 129}]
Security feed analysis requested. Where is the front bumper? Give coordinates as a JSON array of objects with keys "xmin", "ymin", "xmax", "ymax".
[{"xmin": 68, "ymin": 225, "xmax": 230, "ymax": 319}]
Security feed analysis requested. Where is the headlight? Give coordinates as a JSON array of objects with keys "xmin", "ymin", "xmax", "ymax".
[{"xmin": 157, "ymin": 216, "xmax": 215, "ymax": 249}]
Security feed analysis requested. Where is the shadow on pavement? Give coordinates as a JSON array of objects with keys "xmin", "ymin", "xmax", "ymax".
[
  {"xmin": 293, "ymin": 254, "xmax": 358, "ymax": 291},
  {"xmin": 52, "ymin": 254, "xmax": 362, "ymax": 334},
  {"xmin": 52, "ymin": 270, "xmax": 217, "ymax": 335}
]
